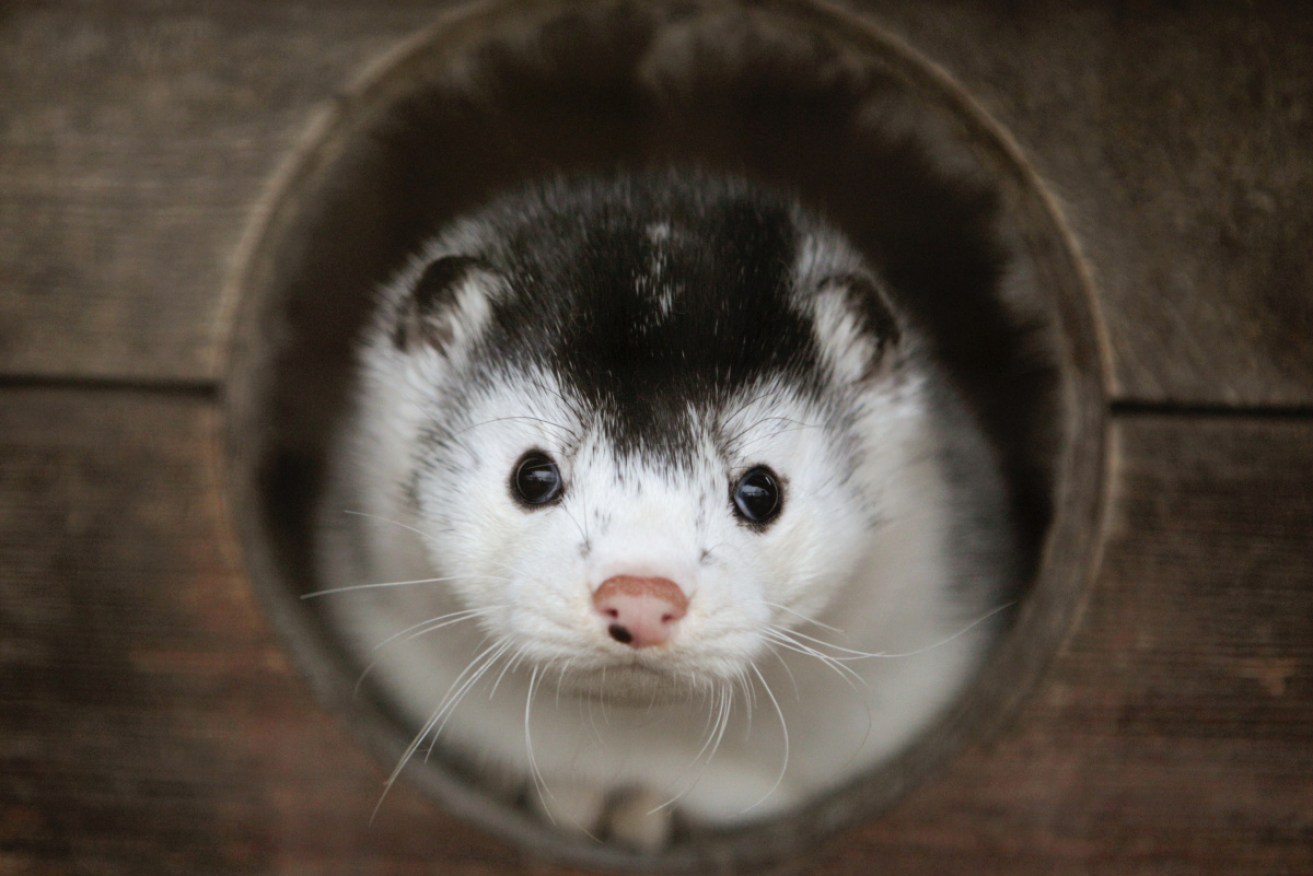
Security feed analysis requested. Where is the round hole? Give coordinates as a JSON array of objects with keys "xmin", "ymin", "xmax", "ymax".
[{"xmin": 222, "ymin": 0, "xmax": 1106, "ymax": 870}]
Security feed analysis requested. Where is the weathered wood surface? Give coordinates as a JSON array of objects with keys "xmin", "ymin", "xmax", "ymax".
[
  {"xmin": 2, "ymin": 392, "xmax": 1309, "ymax": 874},
  {"xmin": 3, "ymin": 0, "xmax": 1311, "ymax": 872},
  {"xmin": 0, "ymin": 390, "xmax": 536, "ymax": 876},
  {"xmin": 2, "ymin": 1, "xmax": 1311, "ymax": 406},
  {"xmin": 0, "ymin": 0, "xmax": 452, "ymax": 383},
  {"xmin": 868, "ymin": 2, "xmax": 1313, "ymax": 408}
]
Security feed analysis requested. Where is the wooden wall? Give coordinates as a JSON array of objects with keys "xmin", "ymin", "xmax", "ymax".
[{"xmin": 2, "ymin": 1, "xmax": 1310, "ymax": 873}]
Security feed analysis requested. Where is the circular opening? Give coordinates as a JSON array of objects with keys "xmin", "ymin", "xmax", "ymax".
[{"xmin": 223, "ymin": 0, "xmax": 1106, "ymax": 871}]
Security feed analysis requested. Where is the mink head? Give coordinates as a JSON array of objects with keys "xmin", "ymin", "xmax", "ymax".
[{"xmin": 380, "ymin": 173, "xmax": 924, "ymax": 699}]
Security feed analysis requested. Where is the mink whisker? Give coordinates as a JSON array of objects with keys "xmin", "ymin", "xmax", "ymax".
[
  {"xmin": 553, "ymin": 658, "xmax": 575, "ymax": 707},
  {"xmin": 352, "ymin": 606, "xmax": 503, "ymax": 696},
  {"xmin": 762, "ymin": 627, "xmax": 865, "ymax": 687},
  {"xmin": 341, "ymin": 509, "xmax": 441, "ymax": 548},
  {"xmin": 453, "ymin": 414, "xmax": 579, "ymax": 440},
  {"xmin": 742, "ymin": 664, "xmax": 789, "ymax": 813},
  {"xmin": 372, "ymin": 635, "xmax": 509, "ymax": 823},
  {"xmin": 729, "ymin": 416, "xmax": 823, "ymax": 453},
  {"xmin": 764, "ymin": 642, "xmax": 802, "ymax": 699},
  {"xmin": 783, "ymin": 602, "xmax": 1014, "ymax": 661},
  {"xmin": 372, "ymin": 607, "xmax": 500, "ymax": 652},
  {"xmin": 427, "ymin": 639, "xmax": 516, "ymax": 756},
  {"xmin": 488, "ymin": 645, "xmax": 523, "ymax": 699},
  {"xmin": 763, "ymin": 599, "xmax": 843, "ymax": 633},
  {"xmin": 648, "ymin": 679, "xmax": 735, "ymax": 814},
  {"xmin": 302, "ymin": 576, "xmax": 508, "ymax": 599},
  {"xmin": 524, "ymin": 665, "xmax": 553, "ymax": 813}
]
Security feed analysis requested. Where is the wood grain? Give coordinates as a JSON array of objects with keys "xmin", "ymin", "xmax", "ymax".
[
  {"xmin": 2, "ymin": 0, "xmax": 1311, "ymax": 407},
  {"xmin": 0, "ymin": 390, "xmax": 537, "ymax": 876},
  {"xmin": 2, "ymin": 392, "xmax": 1308, "ymax": 873},
  {"xmin": 0, "ymin": 0, "xmax": 449, "ymax": 383},
  {"xmin": 824, "ymin": 414, "xmax": 1313, "ymax": 874},
  {"xmin": 862, "ymin": 1, "xmax": 1313, "ymax": 407}
]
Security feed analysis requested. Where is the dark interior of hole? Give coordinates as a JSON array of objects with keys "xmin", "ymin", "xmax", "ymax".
[{"xmin": 248, "ymin": 10, "xmax": 1064, "ymax": 844}]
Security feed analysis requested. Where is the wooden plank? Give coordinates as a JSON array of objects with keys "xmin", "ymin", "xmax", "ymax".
[
  {"xmin": 0, "ymin": 1, "xmax": 446, "ymax": 383},
  {"xmin": 0, "ymin": 389, "xmax": 539, "ymax": 875},
  {"xmin": 3, "ymin": 0, "xmax": 1312, "ymax": 408},
  {"xmin": 825, "ymin": 415, "xmax": 1313, "ymax": 874},
  {"xmin": 864, "ymin": 1, "xmax": 1313, "ymax": 407}
]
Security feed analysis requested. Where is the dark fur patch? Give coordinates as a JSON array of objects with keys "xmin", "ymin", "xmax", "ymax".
[{"xmin": 452, "ymin": 173, "xmax": 831, "ymax": 464}]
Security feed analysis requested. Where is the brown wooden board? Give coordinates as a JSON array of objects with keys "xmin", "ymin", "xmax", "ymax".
[
  {"xmin": 0, "ymin": 389, "xmax": 539, "ymax": 875},
  {"xmin": 863, "ymin": 1, "xmax": 1313, "ymax": 408},
  {"xmin": 2, "ymin": 0, "xmax": 1311, "ymax": 408},
  {"xmin": 2, "ymin": 391, "xmax": 1309, "ymax": 873},
  {"xmin": 0, "ymin": 0, "xmax": 449, "ymax": 383}
]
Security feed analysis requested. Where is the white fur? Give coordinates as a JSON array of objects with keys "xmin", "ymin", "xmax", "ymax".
[{"xmin": 316, "ymin": 223, "xmax": 1012, "ymax": 845}]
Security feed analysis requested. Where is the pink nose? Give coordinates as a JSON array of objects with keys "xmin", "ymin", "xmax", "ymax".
[{"xmin": 592, "ymin": 575, "xmax": 689, "ymax": 649}]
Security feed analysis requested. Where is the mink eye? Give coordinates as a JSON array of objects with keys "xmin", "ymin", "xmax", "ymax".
[
  {"xmin": 731, "ymin": 466, "xmax": 782, "ymax": 526},
  {"xmin": 511, "ymin": 451, "xmax": 563, "ymax": 507}
]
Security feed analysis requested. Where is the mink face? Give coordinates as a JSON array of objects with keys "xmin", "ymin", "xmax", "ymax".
[
  {"xmin": 319, "ymin": 170, "xmax": 1016, "ymax": 843},
  {"xmin": 383, "ymin": 172, "xmax": 910, "ymax": 694}
]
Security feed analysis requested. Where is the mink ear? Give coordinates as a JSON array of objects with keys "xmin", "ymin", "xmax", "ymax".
[
  {"xmin": 393, "ymin": 255, "xmax": 499, "ymax": 355},
  {"xmin": 812, "ymin": 273, "xmax": 902, "ymax": 385}
]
